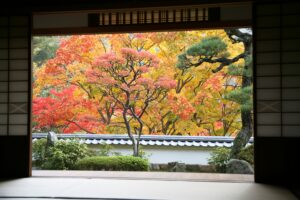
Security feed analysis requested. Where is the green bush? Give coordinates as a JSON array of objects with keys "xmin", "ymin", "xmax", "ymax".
[
  {"xmin": 32, "ymin": 138, "xmax": 89, "ymax": 170},
  {"xmin": 208, "ymin": 147, "xmax": 231, "ymax": 173},
  {"xmin": 76, "ymin": 156, "xmax": 149, "ymax": 171},
  {"xmin": 32, "ymin": 138, "xmax": 48, "ymax": 167},
  {"xmin": 208, "ymin": 145, "xmax": 254, "ymax": 172},
  {"xmin": 238, "ymin": 144, "xmax": 254, "ymax": 165}
]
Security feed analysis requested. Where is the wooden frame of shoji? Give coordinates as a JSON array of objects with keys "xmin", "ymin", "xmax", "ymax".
[
  {"xmin": 255, "ymin": 2, "xmax": 300, "ymax": 138},
  {"xmin": 0, "ymin": 15, "xmax": 30, "ymax": 136}
]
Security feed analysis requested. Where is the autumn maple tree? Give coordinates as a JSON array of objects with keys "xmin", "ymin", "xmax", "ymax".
[
  {"xmin": 88, "ymin": 48, "xmax": 176, "ymax": 156},
  {"xmin": 32, "ymin": 86, "xmax": 104, "ymax": 134}
]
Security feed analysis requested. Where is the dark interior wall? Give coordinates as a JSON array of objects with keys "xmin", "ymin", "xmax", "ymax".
[{"xmin": 254, "ymin": 1, "xmax": 300, "ymax": 188}]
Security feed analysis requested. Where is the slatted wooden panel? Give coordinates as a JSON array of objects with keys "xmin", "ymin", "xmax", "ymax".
[
  {"xmin": 0, "ymin": 15, "xmax": 30, "ymax": 136},
  {"xmin": 91, "ymin": 6, "xmax": 211, "ymax": 27}
]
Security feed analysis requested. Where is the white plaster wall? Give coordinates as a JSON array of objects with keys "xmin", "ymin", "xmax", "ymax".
[{"xmin": 92, "ymin": 145, "xmax": 213, "ymax": 165}]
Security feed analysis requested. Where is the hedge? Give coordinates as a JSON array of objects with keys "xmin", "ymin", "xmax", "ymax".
[{"xmin": 76, "ymin": 156, "xmax": 149, "ymax": 171}]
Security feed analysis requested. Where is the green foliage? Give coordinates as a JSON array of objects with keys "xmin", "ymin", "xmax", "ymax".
[
  {"xmin": 176, "ymin": 53, "xmax": 187, "ymax": 69},
  {"xmin": 76, "ymin": 156, "xmax": 149, "ymax": 171},
  {"xmin": 208, "ymin": 147, "xmax": 231, "ymax": 173},
  {"xmin": 228, "ymin": 64, "xmax": 244, "ymax": 76},
  {"xmin": 176, "ymin": 37, "xmax": 228, "ymax": 70},
  {"xmin": 225, "ymin": 86, "xmax": 253, "ymax": 112},
  {"xmin": 228, "ymin": 63, "xmax": 252, "ymax": 78},
  {"xmin": 32, "ymin": 138, "xmax": 47, "ymax": 167},
  {"xmin": 32, "ymin": 37, "xmax": 60, "ymax": 67},
  {"xmin": 32, "ymin": 139, "xmax": 88, "ymax": 170},
  {"xmin": 208, "ymin": 145, "xmax": 254, "ymax": 172},
  {"xmin": 237, "ymin": 144, "xmax": 254, "ymax": 165},
  {"xmin": 97, "ymin": 143, "xmax": 121, "ymax": 156},
  {"xmin": 186, "ymin": 37, "xmax": 227, "ymax": 57}
]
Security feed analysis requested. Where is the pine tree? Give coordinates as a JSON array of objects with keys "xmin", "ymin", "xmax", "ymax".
[{"xmin": 176, "ymin": 29, "xmax": 253, "ymax": 158}]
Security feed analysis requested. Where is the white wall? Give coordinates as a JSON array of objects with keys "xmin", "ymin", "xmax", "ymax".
[{"xmin": 92, "ymin": 145, "xmax": 213, "ymax": 165}]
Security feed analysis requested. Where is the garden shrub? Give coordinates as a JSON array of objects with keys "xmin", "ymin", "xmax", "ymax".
[
  {"xmin": 208, "ymin": 147, "xmax": 231, "ymax": 173},
  {"xmin": 76, "ymin": 156, "xmax": 149, "ymax": 171},
  {"xmin": 32, "ymin": 138, "xmax": 89, "ymax": 170},
  {"xmin": 237, "ymin": 144, "xmax": 254, "ymax": 165},
  {"xmin": 208, "ymin": 145, "xmax": 254, "ymax": 172},
  {"xmin": 32, "ymin": 138, "xmax": 47, "ymax": 167}
]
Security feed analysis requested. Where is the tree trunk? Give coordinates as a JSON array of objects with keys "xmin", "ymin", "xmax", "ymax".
[
  {"xmin": 230, "ymin": 108, "xmax": 252, "ymax": 158},
  {"xmin": 230, "ymin": 55, "xmax": 252, "ymax": 158},
  {"xmin": 122, "ymin": 107, "xmax": 140, "ymax": 157},
  {"xmin": 132, "ymin": 137, "xmax": 139, "ymax": 157}
]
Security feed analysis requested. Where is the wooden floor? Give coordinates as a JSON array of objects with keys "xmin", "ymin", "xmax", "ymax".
[
  {"xmin": 32, "ymin": 170, "xmax": 254, "ymax": 182},
  {"xmin": 0, "ymin": 171, "xmax": 297, "ymax": 200}
]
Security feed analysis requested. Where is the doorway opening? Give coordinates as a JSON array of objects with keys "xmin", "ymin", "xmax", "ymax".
[{"xmin": 31, "ymin": 28, "xmax": 253, "ymax": 180}]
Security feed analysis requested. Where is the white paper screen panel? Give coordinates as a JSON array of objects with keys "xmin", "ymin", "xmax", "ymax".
[
  {"xmin": 257, "ymin": 126, "xmax": 281, "ymax": 137},
  {"xmin": 0, "ymin": 38, "xmax": 8, "ymax": 48},
  {"xmin": 0, "ymin": 125, "xmax": 7, "ymax": 136},
  {"xmin": 282, "ymin": 64, "xmax": 300, "ymax": 75},
  {"xmin": 257, "ymin": 113, "xmax": 281, "ymax": 125},
  {"xmin": 10, "ymin": 60, "xmax": 28, "ymax": 70},
  {"xmin": 256, "ymin": 52, "xmax": 280, "ymax": 64},
  {"xmin": 256, "ymin": 16, "xmax": 280, "ymax": 28},
  {"xmin": 256, "ymin": 28, "xmax": 280, "ymax": 40},
  {"xmin": 256, "ymin": 64, "xmax": 280, "ymax": 76},
  {"xmin": 9, "ymin": 82, "xmax": 28, "ymax": 92},
  {"xmin": 0, "ymin": 82, "xmax": 8, "ymax": 92},
  {"xmin": 0, "ymin": 114, "xmax": 7, "ymax": 124},
  {"xmin": 256, "ymin": 77, "xmax": 281, "ymax": 88},
  {"xmin": 9, "ymin": 125, "xmax": 27, "ymax": 136},
  {"xmin": 283, "ymin": 89, "xmax": 300, "ymax": 100},
  {"xmin": 0, "ymin": 104, "xmax": 8, "ymax": 113},
  {"xmin": 283, "ymin": 113, "xmax": 300, "ymax": 125},
  {"xmin": 256, "ymin": 89, "xmax": 281, "ymax": 100},
  {"xmin": 282, "ymin": 39, "xmax": 300, "ymax": 51},
  {"xmin": 282, "ymin": 27, "xmax": 300, "ymax": 39},
  {"xmin": 283, "ymin": 2, "xmax": 300, "ymax": 14},
  {"xmin": 283, "ymin": 126, "xmax": 300, "ymax": 137},
  {"xmin": 9, "ymin": 49, "xmax": 28, "ymax": 59},
  {"xmin": 9, "ymin": 38, "xmax": 28, "ymax": 48},
  {"xmin": 256, "ymin": 40, "xmax": 280, "ymax": 52},
  {"xmin": 9, "ymin": 71, "xmax": 29, "ymax": 81},
  {"xmin": 0, "ymin": 60, "xmax": 8, "ymax": 70},
  {"xmin": 282, "ymin": 52, "xmax": 300, "ymax": 63},
  {"xmin": 282, "ymin": 101, "xmax": 300, "ymax": 112},
  {"xmin": 256, "ymin": 4, "xmax": 280, "ymax": 15},
  {"xmin": 282, "ymin": 77, "xmax": 300, "ymax": 88},
  {"xmin": 0, "ymin": 15, "xmax": 29, "ymax": 136}
]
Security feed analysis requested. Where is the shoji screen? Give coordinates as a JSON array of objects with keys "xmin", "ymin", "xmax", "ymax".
[
  {"xmin": 0, "ymin": 15, "xmax": 31, "ymax": 177},
  {"xmin": 255, "ymin": 1, "xmax": 300, "ymax": 183},
  {"xmin": 256, "ymin": 2, "xmax": 300, "ymax": 138}
]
